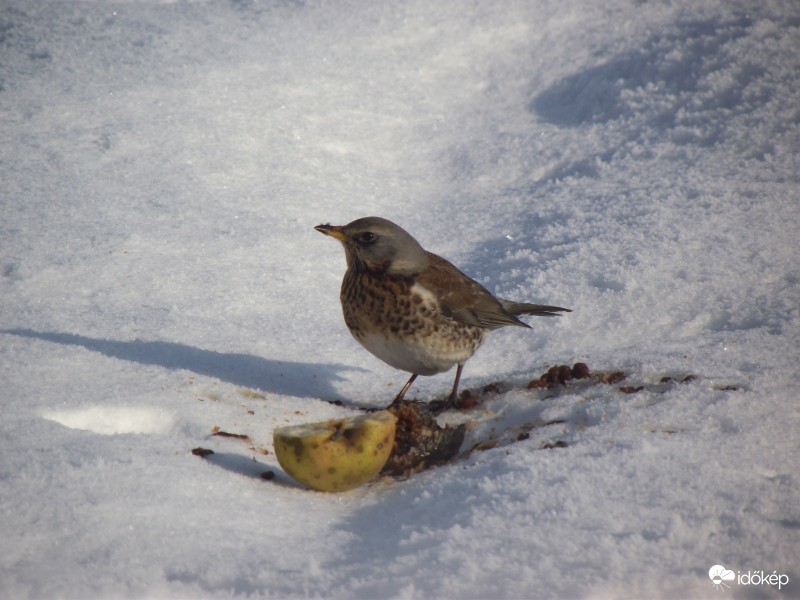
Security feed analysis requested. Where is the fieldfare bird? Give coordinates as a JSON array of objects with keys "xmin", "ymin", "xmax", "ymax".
[{"xmin": 315, "ymin": 217, "xmax": 570, "ymax": 409}]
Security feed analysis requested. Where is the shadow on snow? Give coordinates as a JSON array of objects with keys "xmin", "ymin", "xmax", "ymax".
[{"xmin": 2, "ymin": 328, "xmax": 364, "ymax": 400}]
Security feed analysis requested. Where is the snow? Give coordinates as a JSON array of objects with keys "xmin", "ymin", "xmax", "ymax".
[{"xmin": 1, "ymin": 0, "xmax": 798, "ymax": 598}]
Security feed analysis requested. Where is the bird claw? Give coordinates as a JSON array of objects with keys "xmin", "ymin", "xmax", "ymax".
[{"xmin": 427, "ymin": 397, "xmax": 456, "ymax": 415}]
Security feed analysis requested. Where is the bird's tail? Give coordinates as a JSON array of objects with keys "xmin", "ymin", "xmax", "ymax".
[{"xmin": 499, "ymin": 300, "xmax": 571, "ymax": 318}]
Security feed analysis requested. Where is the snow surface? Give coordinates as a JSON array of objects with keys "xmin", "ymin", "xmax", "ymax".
[{"xmin": 1, "ymin": 0, "xmax": 799, "ymax": 598}]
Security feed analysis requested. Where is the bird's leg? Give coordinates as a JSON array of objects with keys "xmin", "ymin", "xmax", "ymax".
[
  {"xmin": 388, "ymin": 373, "xmax": 418, "ymax": 408},
  {"xmin": 429, "ymin": 363, "xmax": 465, "ymax": 414},
  {"xmin": 445, "ymin": 363, "xmax": 465, "ymax": 409}
]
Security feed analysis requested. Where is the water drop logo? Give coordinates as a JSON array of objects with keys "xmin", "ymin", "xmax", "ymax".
[{"xmin": 709, "ymin": 565, "xmax": 736, "ymax": 591}]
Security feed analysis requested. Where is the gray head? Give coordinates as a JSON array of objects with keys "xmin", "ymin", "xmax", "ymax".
[{"xmin": 315, "ymin": 216, "xmax": 429, "ymax": 275}]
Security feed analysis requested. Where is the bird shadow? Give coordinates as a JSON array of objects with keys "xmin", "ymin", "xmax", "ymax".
[{"xmin": 2, "ymin": 328, "xmax": 364, "ymax": 400}]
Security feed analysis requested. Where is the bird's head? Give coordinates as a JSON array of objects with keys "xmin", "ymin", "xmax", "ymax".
[{"xmin": 315, "ymin": 216, "xmax": 429, "ymax": 276}]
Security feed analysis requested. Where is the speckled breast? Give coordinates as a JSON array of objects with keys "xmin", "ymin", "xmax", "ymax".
[{"xmin": 340, "ymin": 268, "xmax": 485, "ymax": 374}]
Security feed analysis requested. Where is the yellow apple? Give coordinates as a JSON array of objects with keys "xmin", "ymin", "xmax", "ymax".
[{"xmin": 273, "ymin": 410, "xmax": 396, "ymax": 492}]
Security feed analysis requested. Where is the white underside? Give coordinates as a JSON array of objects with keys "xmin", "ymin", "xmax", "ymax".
[{"xmin": 356, "ymin": 330, "xmax": 474, "ymax": 375}]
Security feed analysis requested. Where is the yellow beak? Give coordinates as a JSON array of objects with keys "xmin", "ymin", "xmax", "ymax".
[{"xmin": 314, "ymin": 224, "xmax": 348, "ymax": 242}]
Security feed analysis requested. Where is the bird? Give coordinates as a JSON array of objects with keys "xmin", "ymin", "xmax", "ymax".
[{"xmin": 315, "ymin": 216, "xmax": 570, "ymax": 410}]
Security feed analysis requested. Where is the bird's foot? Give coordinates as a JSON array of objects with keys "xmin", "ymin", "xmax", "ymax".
[{"xmin": 428, "ymin": 393, "xmax": 458, "ymax": 416}]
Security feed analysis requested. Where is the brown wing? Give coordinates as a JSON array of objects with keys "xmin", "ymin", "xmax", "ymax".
[{"xmin": 415, "ymin": 252, "xmax": 530, "ymax": 329}]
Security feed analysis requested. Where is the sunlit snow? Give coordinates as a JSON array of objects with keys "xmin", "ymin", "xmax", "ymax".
[{"xmin": 1, "ymin": 1, "xmax": 798, "ymax": 598}]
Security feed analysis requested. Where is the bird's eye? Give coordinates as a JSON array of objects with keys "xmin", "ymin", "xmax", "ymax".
[{"xmin": 357, "ymin": 232, "xmax": 376, "ymax": 244}]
